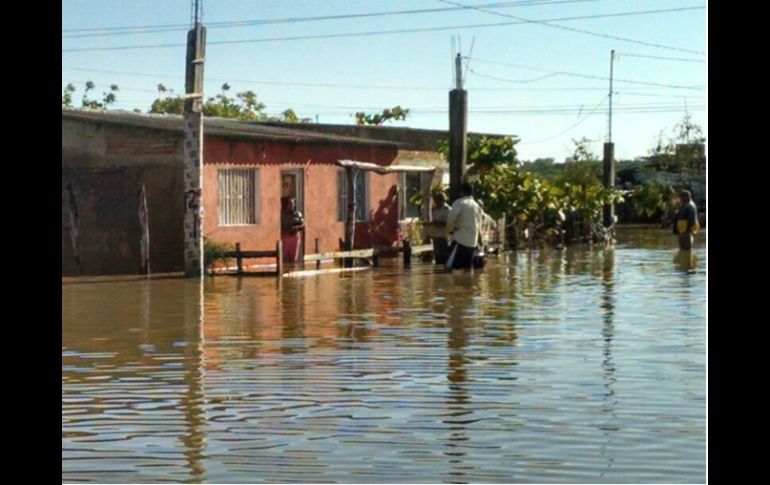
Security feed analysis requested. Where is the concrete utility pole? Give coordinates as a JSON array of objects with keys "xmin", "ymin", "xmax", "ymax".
[
  {"xmin": 603, "ymin": 49, "xmax": 616, "ymax": 227},
  {"xmin": 183, "ymin": 0, "xmax": 206, "ymax": 277},
  {"xmin": 448, "ymin": 52, "xmax": 467, "ymax": 203}
]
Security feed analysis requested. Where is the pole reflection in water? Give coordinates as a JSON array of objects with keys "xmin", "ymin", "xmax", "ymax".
[
  {"xmin": 444, "ymin": 277, "xmax": 473, "ymax": 483},
  {"xmin": 599, "ymin": 249, "xmax": 618, "ymax": 478},
  {"xmin": 181, "ymin": 278, "xmax": 207, "ymax": 483}
]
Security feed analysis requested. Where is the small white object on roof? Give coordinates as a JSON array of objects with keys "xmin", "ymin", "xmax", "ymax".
[{"xmin": 337, "ymin": 159, "xmax": 435, "ymax": 174}]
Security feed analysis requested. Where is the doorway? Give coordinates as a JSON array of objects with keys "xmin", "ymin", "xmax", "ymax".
[
  {"xmin": 280, "ymin": 170, "xmax": 305, "ymax": 263},
  {"xmin": 280, "ymin": 170, "xmax": 303, "ymax": 212}
]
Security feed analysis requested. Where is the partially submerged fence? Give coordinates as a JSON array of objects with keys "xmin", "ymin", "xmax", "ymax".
[{"xmin": 212, "ymin": 238, "xmax": 434, "ymax": 277}]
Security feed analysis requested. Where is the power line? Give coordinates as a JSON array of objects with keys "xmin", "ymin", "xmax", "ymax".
[
  {"xmin": 294, "ymin": 105, "xmax": 705, "ymax": 116},
  {"xmin": 470, "ymin": 71, "xmax": 561, "ymax": 83},
  {"xmin": 62, "ymin": 0, "xmax": 601, "ymax": 37},
  {"xmin": 519, "ymin": 95, "xmax": 608, "ymax": 144},
  {"xmin": 414, "ymin": 104, "xmax": 706, "ymax": 114},
  {"xmin": 616, "ymin": 52, "xmax": 706, "ymax": 63},
  {"xmin": 62, "ymin": 65, "xmax": 707, "ymax": 93},
  {"xmin": 615, "ymin": 91, "xmax": 707, "ymax": 99},
  {"xmin": 62, "ymin": 6, "xmax": 706, "ymax": 53},
  {"xmin": 470, "ymin": 59, "xmax": 706, "ymax": 90},
  {"xmin": 60, "ymin": 89, "xmax": 704, "ymax": 116},
  {"xmin": 437, "ymin": 0, "xmax": 706, "ymax": 55},
  {"xmin": 263, "ymin": 101, "xmax": 702, "ymax": 113}
]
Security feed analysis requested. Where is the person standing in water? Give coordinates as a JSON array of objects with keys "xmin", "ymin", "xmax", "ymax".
[
  {"xmin": 673, "ymin": 190, "xmax": 699, "ymax": 250},
  {"xmin": 425, "ymin": 192, "xmax": 451, "ymax": 265},
  {"xmin": 281, "ymin": 196, "xmax": 304, "ymax": 263},
  {"xmin": 445, "ymin": 182, "xmax": 483, "ymax": 271}
]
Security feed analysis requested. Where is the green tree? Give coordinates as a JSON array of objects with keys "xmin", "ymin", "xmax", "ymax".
[
  {"xmin": 521, "ymin": 157, "xmax": 563, "ymax": 182},
  {"xmin": 568, "ymin": 136, "xmax": 599, "ymax": 163},
  {"xmin": 629, "ymin": 114, "xmax": 706, "ymax": 224},
  {"xmin": 437, "ymin": 134, "xmax": 520, "ymax": 180},
  {"xmin": 355, "ymin": 105, "xmax": 410, "ymax": 125},
  {"xmin": 647, "ymin": 114, "xmax": 706, "ymax": 173},
  {"xmin": 149, "ymin": 95, "xmax": 184, "ymax": 114},
  {"xmin": 62, "ymin": 83, "xmax": 76, "ymax": 106},
  {"xmin": 277, "ymin": 108, "xmax": 312, "ymax": 123},
  {"xmin": 149, "ymin": 84, "xmax": 268, "ymax": 120},
  {"xmin": 78, "ymin": 81, "xmax": 119, "ymax": 109},
  {"xmin": 199, "ymin": 85, "xmax": 265, "ymax": 120}
]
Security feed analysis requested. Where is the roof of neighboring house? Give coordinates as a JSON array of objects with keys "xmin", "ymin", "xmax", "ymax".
[
  {"xmin": 61, "ymin": 107, "xmax": 400, "ymax": 147},
  {"xmin": 258, "ymin": 121, "xmax": 516, "ymax": 151}
]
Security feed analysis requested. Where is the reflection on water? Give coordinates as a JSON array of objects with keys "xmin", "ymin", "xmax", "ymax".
[{"xmin": 63, "ymin": 227, "xmax": 706, "ymax": 483}]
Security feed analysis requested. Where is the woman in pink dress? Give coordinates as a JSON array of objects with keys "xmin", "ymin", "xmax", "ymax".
[{"xmin": 281, "ymin": 197, "xmax": 304, "ymax": 263}]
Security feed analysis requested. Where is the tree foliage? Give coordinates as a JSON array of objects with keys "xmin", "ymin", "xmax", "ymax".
[
  {"xmin": 647, "ymin": 113, "xmax": 706, "ymax": 173},
  {"xmin": 148, "ymin": 83, "xmax": 311, "ymax": 122},
  {"xmin": 355, "ymin": 105, "xmax": 410, "ymax": 125},
  {"xmin": 437, "ymin": 134, "xmax": 520, "ymax": 179},
  {"xmin": 62, "ymin": 81, "xmax": 119, "ymax": 109}
]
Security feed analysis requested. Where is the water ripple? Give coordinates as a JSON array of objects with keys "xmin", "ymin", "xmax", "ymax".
[{"xmin": 63, "ymin": 227, "xmax": 706, "ymax": 483}]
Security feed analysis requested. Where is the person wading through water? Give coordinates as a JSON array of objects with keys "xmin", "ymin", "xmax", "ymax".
[
  {"xmin": 672, "ymin": 189, "xmax": 699, "ymax": 250},
  {"xmin": 445, "ymin": 182, "xmax": 483, "ymax": 271}
]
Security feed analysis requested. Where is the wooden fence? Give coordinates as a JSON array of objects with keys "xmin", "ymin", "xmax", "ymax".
[{"xmin": 213, "ymin": 238, "xmax": 434, "ymax": 277}]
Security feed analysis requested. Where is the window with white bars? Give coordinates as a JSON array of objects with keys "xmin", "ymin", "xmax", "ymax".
[
  {"xmin": 337, "ymin": 170, "xmax": 369, "ymax": 222},
  {"xmin": 217, "ymin": 168, "xmax": 260, "ymax": 226}
]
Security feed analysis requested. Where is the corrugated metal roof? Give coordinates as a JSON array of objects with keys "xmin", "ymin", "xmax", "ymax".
[
  {"xmin": 260, "ymin": 121, "xmax": 516, "ymax": 151},
  {"xmin": 61, "ymin": 107, "xmax": 400, "ymax": 147}
]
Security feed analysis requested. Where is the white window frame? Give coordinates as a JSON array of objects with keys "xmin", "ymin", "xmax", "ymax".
[
  {"xmin": 217, "ymin": 168, "xmax": 260, "ymax": 226},
  {"xmin": 399, "ymin": 172, "xmax": 424, "ymax": 221}
]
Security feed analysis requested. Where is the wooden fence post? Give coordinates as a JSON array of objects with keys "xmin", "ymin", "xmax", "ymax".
[
  {"xmin": 276, "ymin": 240, "xmax": 283, "ymax": 277},
  {"xmin": 235, "ymin": 242, "xmax": 243, "ymax": 275},
  {"xmin": 315, "ymin": 238, "xmax": 320, "ymax": 270}
]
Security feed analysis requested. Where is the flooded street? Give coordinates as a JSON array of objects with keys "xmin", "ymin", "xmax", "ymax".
[{"xmin": 62, "ymin": 227, "xmax": 706, "ymax": 483}]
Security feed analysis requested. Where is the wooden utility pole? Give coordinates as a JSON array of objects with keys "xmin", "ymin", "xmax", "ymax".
[
  {"xmin": 448, "ymin": 53, "xmax": 467, "ymax": 203},
  {"xmin": 183, "ymin": 1, "xmax": 206, "ymax": 277}
]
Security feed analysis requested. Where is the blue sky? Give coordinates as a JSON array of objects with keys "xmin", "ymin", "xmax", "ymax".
[{"xmin": 62, "ymin": 0, "xmax": 707, "ymax": 162}]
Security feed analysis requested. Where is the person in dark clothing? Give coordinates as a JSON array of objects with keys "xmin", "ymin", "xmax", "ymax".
[
  {"xmin": 281, "ymin": 196, "xmax": 304, "ymax": 263},
  {"xmin": 425, "ymin": 192, "xmax": 451, "ymax": 265},
  {"xmin": 673, "ymin": 190, "xmax": 699, "ymax": 250}
]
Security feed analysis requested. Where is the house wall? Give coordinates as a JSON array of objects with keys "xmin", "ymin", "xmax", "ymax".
[
  {"xmin": 62, "ymin": 117, "xmax": 401, "ymax": 276},
  {"xmin": 202, "ymin": 138, "xmax": 400, "ymax": 260},
  {"xmin": 62, "ymin": 119, "xmax": 185, "ymax": 276}
]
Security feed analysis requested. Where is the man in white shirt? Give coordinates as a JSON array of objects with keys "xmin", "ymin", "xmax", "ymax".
[{"xmin": 446, "ymin": 182, "xmax": 483, "ymax": 270}]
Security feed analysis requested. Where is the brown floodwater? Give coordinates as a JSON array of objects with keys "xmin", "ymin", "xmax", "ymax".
[{"xmin": 62, "ymin": 226, "xmax": 706, "ymax": 483}]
